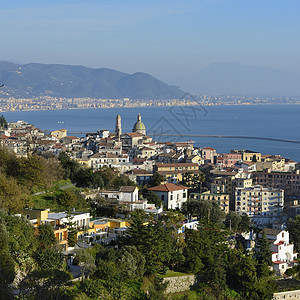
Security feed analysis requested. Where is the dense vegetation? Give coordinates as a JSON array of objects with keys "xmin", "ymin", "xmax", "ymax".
[{"xmin": 0, "ymin": 145, "xmax": 297, "ymax": 299}]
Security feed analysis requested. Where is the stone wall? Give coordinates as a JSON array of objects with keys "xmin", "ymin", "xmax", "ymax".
[
  {"xmin": 273, "ymin": 289, "xmax": 300, "ymax": 300},
  {"xmin": 163, "ymin": 275, "xmax": 198, "ymax": 294}
]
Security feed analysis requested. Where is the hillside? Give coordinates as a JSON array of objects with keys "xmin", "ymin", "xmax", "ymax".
[{"xmin": 0, "ymin": 61, "xmax": 183, "ymax": 99}]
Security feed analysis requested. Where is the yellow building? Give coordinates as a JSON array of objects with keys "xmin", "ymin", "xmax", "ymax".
[
  {"xmin": 23, "ymin": 209, "xmax": 68, "ymax": 250},
  {"xmin": 256, "ymin": 155, "xmax": 285, "ymax": 171},
  {"xmin": 190, "ymin": 191, "xmax": 230, "ymax": 214},
  {"xmin": 51, "ymin": 129, "xmax": 67, "ymax": 139},
  {"xmin": 242, "ymin": 150, "xmax": 261, "ymax": 162},
  {"xmin": 154, "ymin": 163, "xmax": 201, "ymax": 183}
]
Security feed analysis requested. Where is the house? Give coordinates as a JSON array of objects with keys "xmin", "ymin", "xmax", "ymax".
[
  {"xmin": 61, "ymin": 136, "xmax": 80, "ymax": 145},
  {"xmin": 51, "ymin": 129, "xmax": 67, "ymax": 139},
  {"xmin": 217, "ymin": 153, "xmax": 242, "ymax": 169},
  {"xmin": 178, "ymin": 220, "xmax": 199, "ymax": 233},
  {"xmin": 119, "ymin": 186, "xmax": 139, "ymax": 202},
  {"xmin": 98, "ymin": 186, "xmax": 139, "ymax": 203},
  {"xmin": 23, "ymin": 209, "xmax": 69, "ymax": 251},
  {"xmin": 148, "ymin": 183, "xmax": 188, "ymax": 210},
  {"xmin": 126, "ymin": 169, "xmax": 153, "ymax": 185},
  {"xmin": 263, "ymin": 228, "xmax": 298, "ymax": 276},
  {"xmin": 236, "ymin": 161, "xmax": 256, "ymax": 172},
  {"xmin": 47, "ymin": 211, "xmax": 91, "ymax": 229}
]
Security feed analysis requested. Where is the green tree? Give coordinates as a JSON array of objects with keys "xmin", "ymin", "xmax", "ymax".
[
  {"xmin": 0, "ymin": 222, "xmax": 15, "ymax": 299},
  {"xmin": 150, "ymin": 172, "xmax": 164, "ymax": 187},
  {"xmin": 287, "ymin": 215, "xmax": 300, "ymax": 252},
  {"xmin": 64, "ymin": 214, "xmax": 77, "ymax": 247},
  {"xmin": 0, "ymin": 115, "xmax": 7, "ymax": 129},
  {"xmin": 182, "ymin": 199, "xmax": 225, "ymax": 227},
  {"xmin": 239, "ymin": 213, "xmax": 251, "ymax": 232},
  {"xmin": 37, "ymin": 224, "xmax": 57, "ymax": 249},
  {"xmin": 58, "ymin": 189, "xmax": 78, "ymax": 209},
  {"xmin": 256, "ymin": 231, "xmax": 272, "ymax": 267},
  {"xmin": 225, "ymin": 211, "xmax": 241, "ymax": 231},
  {"xmin": 36, "ymin": 248, "xmax": 63, "ymax": 270},
  {"xmin": 0, "ymin": 172, "xmax": 30, "ymax": 213},
  {"xmin": 144, "ymin": 190, "xmax": 162, "ymax": 207}
]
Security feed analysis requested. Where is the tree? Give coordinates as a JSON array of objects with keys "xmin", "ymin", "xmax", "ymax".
[
  {"xmin": 58, "ymin": 189, "xmax": 78, "ymax": 209},
  {"xmin": 182, "ymin": 172, "xmax": 205, "ymax": 190},
  {"xmin": 287, "ymin": 215, "xmax": 300, "ymax": 252},
  {"xmin": 150, "ymin": 172, "xmax": 164, "ymax": 187},
  {"xmin": 239, "ymin": 213, "xmax": 251, "ymax": 232},
  {"xmin": 35, "ymin": 248, "xmax": 63, "ymax": 270},
  {"xmin": 256, "ymin": 231, "xmax": 272, "ymax": 266},
  {"xmin": 126, "ymin": 210, "xmax": 180, "ymax": 274},
  {"xmin": 64, "ymin": 214, "xmax": 77, "ymax": 247},
  {"xmin": 0, "ymin": 172, "xmax": 30, "ymax": 213},
  {"xmin": 75, "ymin": 249, "xmax": 96, "ymax": 279},
  {"xmin": 37, "ymin": 224, "xmax": 57, "ymax": 249},
  {"xmin": 182, "ymin": 199, "xmax": 225, "ymax": 227},
  {"xmin": 0, "ymin": 222, "xmax": 15, "ymax": 299},
  {"xmin": 19, "ymin": 269, "xmax": 72, "ymax": 300},
  {"xmin": 145, "ymin": 190, "xmax": 162, "ymax": 207},
  {"xmin": 0, "ymin": 115, "xmax": 7, "ymax": 129},
  {"xmin": 225, "ymin": 211, "xmax": 241, "ymax": 231}
]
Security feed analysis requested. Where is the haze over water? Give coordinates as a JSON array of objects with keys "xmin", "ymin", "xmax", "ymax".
[{"xmin": 4, "ymin": 105, "xmax": 300, "ymax": 162}]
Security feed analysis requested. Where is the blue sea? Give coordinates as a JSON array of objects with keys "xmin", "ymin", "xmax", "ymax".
[{"xmin": 3, "ymin": 105, "xmax": 300, "ymax": 162}]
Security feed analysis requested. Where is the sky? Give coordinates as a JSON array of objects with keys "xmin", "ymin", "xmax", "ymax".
[{"xmin": 1, "ymin": 0, "xmax": 300, "ymax": 85}]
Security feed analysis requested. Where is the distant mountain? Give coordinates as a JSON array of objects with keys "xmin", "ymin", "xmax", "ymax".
[
  {"xmin": 0, "ymin": 61, "xmax": 183, "ymax": 99},
  {"xmin": 185, "ymin": 62, "xmax": 300, "ymax": 97}
]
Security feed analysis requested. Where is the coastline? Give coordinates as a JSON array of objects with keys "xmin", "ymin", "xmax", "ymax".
[{"xmin": 1, "ymin": 101, "xmax": 300, "ymax": 113}]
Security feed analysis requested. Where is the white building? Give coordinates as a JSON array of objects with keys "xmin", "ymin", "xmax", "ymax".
[
  {"xmin": 47, "ymin": 211, "xmax": 90, "ymax": 229},
  {"xmin": 235, "ymin": 185, "xmax": 284, "ymax": 226},
  {"xmin": 148, "ymin": 183, "xmax": 188, "ymax": 210},
  {"xmin": 98, "ymin": 186, "xmax": 139, "ymax": 203},
  {"xmin": 264, "ymin": 228, "xmax": 298, "ymax": 276}
]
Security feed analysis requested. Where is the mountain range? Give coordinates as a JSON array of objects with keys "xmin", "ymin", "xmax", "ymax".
[
  {"xmin": 0, "ymin": 61, "xmax": 183, "ymax": 99},
  {"xmin": 184, "ymin": 62, "xmax": 300, "ymax": 97}
]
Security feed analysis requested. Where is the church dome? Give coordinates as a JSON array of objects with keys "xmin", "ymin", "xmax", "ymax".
[{"xmin": 132, "ymin": 113, "xmax": 146, "ymax": 135}]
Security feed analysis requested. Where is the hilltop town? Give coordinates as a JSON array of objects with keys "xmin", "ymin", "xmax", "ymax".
[{"xmin": 1, "ymin": 113, "xmax": 300, "ymax": 299}]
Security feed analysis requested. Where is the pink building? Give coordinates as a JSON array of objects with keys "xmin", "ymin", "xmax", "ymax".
[
  {"xmin": 202, "ymin": 147, "xmax": 217, "ymax": 163},
  {"xmin": 217, "ymin": 153, "xmax": 242, "ymax": 168}
]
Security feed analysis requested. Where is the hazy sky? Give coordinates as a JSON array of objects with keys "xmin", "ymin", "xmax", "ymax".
[{"xmin": 1, "ymin": 0, "xmax": 300, "ymax": 84}]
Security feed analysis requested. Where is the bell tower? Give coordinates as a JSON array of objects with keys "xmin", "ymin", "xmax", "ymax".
[{"xmin": 115, "ymin": 115, "xmax": 122, "ymax": 141}]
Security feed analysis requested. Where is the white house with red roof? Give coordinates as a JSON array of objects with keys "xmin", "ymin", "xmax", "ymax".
[
  {"xmin": 264, "ymin": 228, "xmax": 298, "ymax": 276},
  {"xmin": 148, "ymin": 183, "xmax": 188, "ymax": 210}
]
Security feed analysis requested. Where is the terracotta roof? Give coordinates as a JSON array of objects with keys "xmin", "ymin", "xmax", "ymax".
[
  {"xmin": 0, "ymin": 135, "xmax": 9, "ymax": 139},
  {"xmin": 263, "ymin": 228, "xmax": 283, "ymax": 236},
  {"xmin": 156, "ymin": 162, "xmax": 198, "ymax": 168},
  {"xmin": 203, "ymin": 147, "xmax": 215, "ymax": 150},
  {"xmin": 131, "ymin": 169, "xmax": 153, "ymax": 175},
  {"xmin": 157, "ymin": 170, "xmax": 202, "ymax": 175},
  {"xmin": 242, "ymin": 161, "xmax": 256, "ymax": 166},
  {"xmin": 148, "ymin": 183, "xmax": 188, "ymax": 192},
  {"xmin": 125, "ymin": 132, "xmax": 143, "ymax": 138},
  {"xmin": 67, "ymin": 136, "xmax": 79, "ymax": 139},
  {"xmin": 119, "ymin": 186, "xmax": 137, "ymax": 192}
]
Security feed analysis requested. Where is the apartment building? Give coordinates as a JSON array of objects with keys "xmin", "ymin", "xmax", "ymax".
[{"xmin": 235, "ymin": 185, "xmax": 284, "ymax": 226}]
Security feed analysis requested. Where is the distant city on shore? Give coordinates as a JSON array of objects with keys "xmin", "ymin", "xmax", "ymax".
[{"xmin": 1, "ymin": 95, "xmax": 300, "ymax": 112}]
